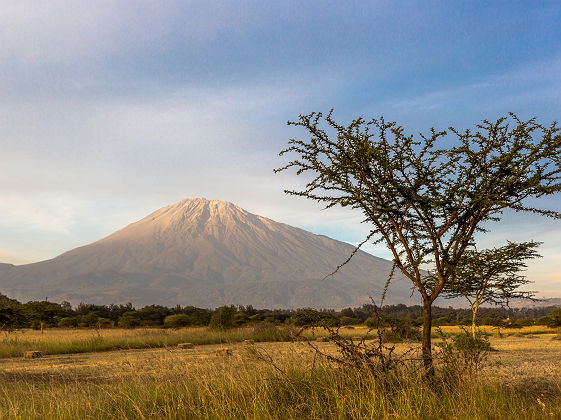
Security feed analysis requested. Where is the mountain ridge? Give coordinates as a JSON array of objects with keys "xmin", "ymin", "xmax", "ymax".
[{"xmin": 0, "ymin": 198, "xmax": 417, "ymax": 308}]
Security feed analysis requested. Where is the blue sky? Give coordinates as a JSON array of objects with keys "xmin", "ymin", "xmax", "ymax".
[{"xmin": 1, "ymin": 1, "xmax": 560, "ymax": 297}]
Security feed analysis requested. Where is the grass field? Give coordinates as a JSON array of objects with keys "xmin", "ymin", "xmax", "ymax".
[
  {"xmin": 0, "ymin": 325, "xmax": 295, "ymax": 358},
  {"xmin": 0, "ymin": 324, "xmax": 554, "ymax": 359},
  {"xmin": 0, "ymin": 326, "xmax": 560, "ymax": 418}
]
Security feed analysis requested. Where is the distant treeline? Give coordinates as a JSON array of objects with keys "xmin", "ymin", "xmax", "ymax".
[{"xmin": 0, "ymin": 293, "xmax": 559, "ymax": 330}]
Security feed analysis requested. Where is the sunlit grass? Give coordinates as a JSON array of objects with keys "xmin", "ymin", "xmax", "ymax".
[
  {"xmin": 0, "ymin": 326, "xmax": 295, "ymax": 358},
  {"xmin": 0, "ymin": 337, "xmax": 560, "ymax": 419},
  {"xmin": 435, "ymin": 325, "xmax": 554, "ymax": 335},
  {"xmin": 1, "ymin": 325, "xmax": 557, "ymax": 359}
]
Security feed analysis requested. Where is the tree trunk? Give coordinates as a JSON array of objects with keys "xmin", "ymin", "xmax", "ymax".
[
  {"xmin": 471, "ymin": 310, "xmax": 477, "ymax": 339},
  {"xmin": 422, "ymin": 301, "xmax": 434, "ymax": 375}
]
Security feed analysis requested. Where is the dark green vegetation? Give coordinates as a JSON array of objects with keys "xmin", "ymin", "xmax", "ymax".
[
  {"xmin": 278, "ymin": 112, "xmax": 561, "ymax": 371},
  {"xmin": 1, "ymin": 293, "xmax": 559, "ymax": 333}
]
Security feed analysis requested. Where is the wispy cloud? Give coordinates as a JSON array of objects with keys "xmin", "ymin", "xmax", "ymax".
[
  {"xmin": 0, "ymin": 193, "xmax": 87, "ymax": 234},
  {"xmin": 386, "ymin": 56, "xmax": 561, "ymax": 122}
]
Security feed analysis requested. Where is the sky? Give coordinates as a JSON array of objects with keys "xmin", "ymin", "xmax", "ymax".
[{"xmin": 1, "ymin": 1, "xmax": 560, "ymax": 297}]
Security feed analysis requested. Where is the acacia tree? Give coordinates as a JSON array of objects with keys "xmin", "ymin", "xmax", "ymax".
[
  {"xmin": 276, "ymin": 111, "xmax": 561, "ymax": 373},
  {"xmin": 24, "ymin": 301, "xmax": 63, "ymax": 333},
  {"xmin": 438, "ymin": 241, "xmax": 541, "ymax": 337}
]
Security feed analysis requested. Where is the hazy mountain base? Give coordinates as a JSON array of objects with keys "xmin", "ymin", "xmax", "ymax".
[{"xmin": 1, "ymin": 267, "xmax": 417, "ymax": 309}]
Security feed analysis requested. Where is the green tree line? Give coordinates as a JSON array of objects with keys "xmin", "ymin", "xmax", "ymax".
[{"xmin": 1, "ymin": 293, "xmax": 560, "ymax": 331}]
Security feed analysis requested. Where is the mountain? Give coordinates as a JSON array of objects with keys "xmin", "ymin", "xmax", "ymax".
[
  {"xmin": 0, "ymin": 263, "xmax": 15, "ymax": 272},
  {"xmin": 0, "ymin": 198, "xmax": 419, "ymax": 308},
  {"xmin": 508, "ymin": 297, "xmax": 561, "ymax": 308}
]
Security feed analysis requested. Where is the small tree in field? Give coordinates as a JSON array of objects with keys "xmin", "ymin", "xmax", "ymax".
[
  {"xmin": 438, "ymin": 241, "xmax": 541, "ymax": 337},
  {"xmin": 547, "ymin": 308, "xmax": 561, "ymax": 328},
  {"xmin": 208, "ymin": 305, "xmax": 237, "ymax": 330},
  {"xmin": 276, "ymin": 111, "xmax": 561, "ymax": 373},
  {"xmin": 163, "ymin": 314, "xmax": 195, "ymax": 329},
  {"xmin": 24, "ymin": 301, "xmax": 63, "ymax": 333}
]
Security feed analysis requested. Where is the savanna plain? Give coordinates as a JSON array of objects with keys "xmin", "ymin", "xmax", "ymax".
[{"xmin": 1, "ymin": 325, "xmax": 560, "ymax": 419}]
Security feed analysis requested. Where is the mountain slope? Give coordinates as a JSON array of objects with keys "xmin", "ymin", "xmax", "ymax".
[
  {"xmin": 0, "ymin": 198, "xmax": 418, "ymax": 308},
  {"xmin": 0, "ymin": 263, "xmax": 14, "ymax": 272}
]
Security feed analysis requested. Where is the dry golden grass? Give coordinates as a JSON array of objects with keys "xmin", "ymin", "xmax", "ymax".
[
  {"xmin": 2, "ymin": 324, "xmax": 362, "ymax": 344},
  {"xmin": 0, "ymin": 325, "xmax": 295, "ymax": 358},
  {"xmin": 1, "ymin": 327, "xmax": 560, "ymax": 418},
  {"xmin": 436, "ymin": 324, "xmax": 554, "ymax": 335},
  {"xmin": 1, "ymin": 329, "xmax": 560, "ymax": 388},
  {"xmin": 3, "ymin": 326, "xmax": 214, "ymax": 344},
  {"xmin": 1, "ymin": 325, "xmax": 557, "ymax": 375}
]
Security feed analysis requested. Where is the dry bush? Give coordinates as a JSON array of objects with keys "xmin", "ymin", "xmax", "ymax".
[
  {"xmin": 292, "ymin": 306, "xmax": 418, "ymax": 376},
  {"xmin": 435, "ymin": 329, "xmax": 491, "ymax": 382}
]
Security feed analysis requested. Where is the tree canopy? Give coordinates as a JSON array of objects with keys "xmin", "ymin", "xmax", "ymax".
[
  {"xmin": 277, "ymin": 111, "xmax": 561, "ymax": 372},
  {"xmin": 439, "ymin": 241, "xmax": 542, "ymax": 336}
]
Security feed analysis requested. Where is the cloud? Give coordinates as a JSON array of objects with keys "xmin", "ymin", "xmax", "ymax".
[
  {"xmin": 385, "ymin": 56, "xmax": 561, "ymax": 123},
  {"xmin": 0, "ymin": 73, "xmax": 337, "ymax": 198},
  {"xmin": 0, "ymin": 69, "xmax": 343, "ymax": 263},
  {"xmin": 0, "ymin": 1, "xmax": 267, "ymax": 62},
  {"xmin": 0, "ymin": 193, "xmax": 87, "ymax": 234},
  {"xmin": 1, "ymin": 2, "xmax": 560, "ymax": 297}
]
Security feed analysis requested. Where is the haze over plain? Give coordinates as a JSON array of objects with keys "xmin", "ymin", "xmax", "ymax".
[{"xmin": 1, "ymin": 1, "xmax": 560, "ymax": 299}]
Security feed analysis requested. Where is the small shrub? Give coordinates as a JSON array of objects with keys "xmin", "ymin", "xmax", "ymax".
[
  {"xmin": 78, "ymin": 312, "xmax": 100, "ymax": 327},
  {"xmin": 515, "ymin": 318, "xmax": 534, "ymax": 327},
  {"xmin": 366, "ymin": 315, "xmax": 420, "ymax": 342},
  {"xmin": 248, "ymin": 314, "xmax": 262, "ymax": 323},
  {"xmin": 547, "ymin": 309, "xmax": 561, "ymax": 328},
  {"xmin": 57, "ymin": 317, "xmax": 78, "ymax": 328},
  {"xmin": 536, "ymin": 315, "xmax": 551, "ymax": 326},
  {"xmin": 432, "ymin": 316, "xmax": 451, "ymax": 326},
  {"xmin": 98, "ymin": 318, "xmax": 113, "ymax": 328},
  {"xmin": 437, "ymin": 330, "xmax": 491, "ymax": 380},
  {"xmin": 291, "ymin": 309, "xmax": 339, "ymax": 328},
  {"xmin": 384, "ymin": 321, "xmax": 421, "ymax": 343},
  {"xmin": 339, "ymin": 316, "xmax": 361, "ymax": 325},
  {"xmin": 480, "ymin": 316, "xmax": 503, "ymax": 326},
  {"xmin": 208, "ymin": 306, "xmax": 237, "ymax": 330},
  {"xmin": 300, "ymin": 307, "xmax": 409, "ymax": 374},
  {"xmin": 118, "ymin": 312, "xmax": 142, "ymax": 329},
  {"xmin": 382, "ymin": 327, "xmax": 421, "ymax": 343},
  {"xmin": 163, "ymin": 314, "xmax": 195, "ymax": 329},
  {"xmin": 411, "ymin": 316, "xmax": 424, "ymax": 327},
  {"xmin": 233, "ymin": 312, "xmax": 249, "ymax": 326}
]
